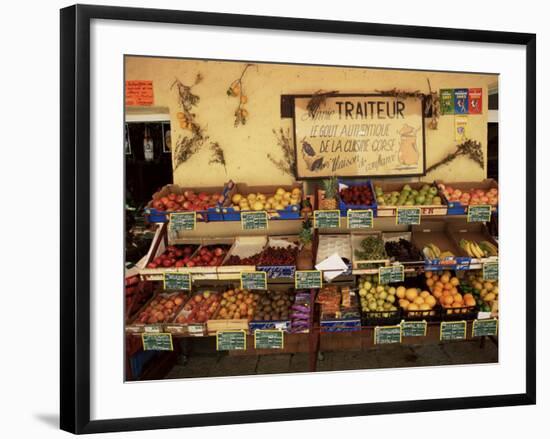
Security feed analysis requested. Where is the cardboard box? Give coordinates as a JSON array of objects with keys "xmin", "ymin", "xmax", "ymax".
[
  {"xmin": 446, "ymin": 222, "xmax": 499, "ymax": 267},
  {"xmin": 218, "ymin": 236, "xmax": 267, "ymax": 280},
  {"xmin": 411, "ymin": 222, "xmax": 471, "ymax": 271},
  {"xmin": 223, "ymin": 182, "xmax": 303, "ymax": 220},
  {"xmin": 371, "ymin": 180, "xmax": 448, "ymax": 217},
  {"xmin": 351, "ymin": 231, "xmax": 390, "ymax": 271},
  {"xmin": 435, "ymin": 179, "xmax": 498, "ymax": 215}
]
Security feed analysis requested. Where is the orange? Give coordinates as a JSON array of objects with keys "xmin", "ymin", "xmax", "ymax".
[
  {"xmin": 440, "ymin": 274, "xmax": 450, "ymax": 284},
  {"xmin": 451, "ymin": 301, "xmax": 463, "ymax": 308},
  {"xmin": 442, "ymin": 296, "xmax": 454, "ymax": 306},
  {"xmin": 426, "ymin": 279, "xmax": 434, "ymax": 288},
  {"xmin": 443, "ymin": 282, "xmax": 452, "ymax": 290},
  {"xmin": 433, "ymin": 289, "xmax": 443, "ymax": 299},
  {"xmin": 413, "ymin": 296, "xmax": 424, "ymax": 305},
  {"xmin": 425, "ymin": 296, "xmax": 437, "ymax": 307},
  {"xmin": 463, "ymin": 293, "xmax": 474, "ymax": 301},
  {"xmin": 432, "ymin": 274, "xmax": 439, "ymax": 282},
  {"xmin": 435, "ymin": 281, "xmax": 444, "ymax": 290},
  {"xmin": 425, "ymin": 271, "xmax": 433, "ymax": 279},
  {"xmin": 450, "ymin": 287, "xmax": 459, "ymax": 295},
  {"xmin": 408, "ymin": 303, "xmax": 419, "ymax": 311},
  {"xmin": 464, "ymin": 297, "xmax": 476, "ymax": 307},
  {"xmin": 450, "ymin": 277, "xmax": 460, "ymax": 286},
  {"xmin": 420, "ymin": 291, "xmax": 431, "ymax": 299}
]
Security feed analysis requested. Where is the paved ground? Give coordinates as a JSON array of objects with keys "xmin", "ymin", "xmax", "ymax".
[{"xmin": 164, "ymin": 339, "xmax": 498, "ymax": 379}]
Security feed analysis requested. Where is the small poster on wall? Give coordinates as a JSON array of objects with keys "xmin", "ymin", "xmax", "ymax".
[
  {"xmin": 293, "ymin": 94, "xmax": 426, "ymax": 178},
  {"xmin": 440, "ymin": 89, "xmax": 454, "ymax": 115},
  {"xmin": 453, "ymin": 88, "xmax": 469, "ymax": 114},
  {"xmin": 468, "ymin": 88, "xmax": 483, "ymax": 114},
  {"xmin": 455, "ymin": 115, "xmax": 469, "ymax": 141}
]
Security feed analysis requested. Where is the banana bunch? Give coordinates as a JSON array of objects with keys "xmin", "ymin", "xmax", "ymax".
[
  {"xmin": 460, "ymin": 239, "xmax": 487, "ymax": 258},
  {"xmin": 422, "ymin": 243, "xmax": 455, "ymax": 260},
  {"xmin": 479, "ymin": 241, "xmax": 498, "ymax": 257}
]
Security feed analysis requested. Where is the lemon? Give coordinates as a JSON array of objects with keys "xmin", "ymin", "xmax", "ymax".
[{"xmin": 232, "ymin": 194, "xmax": 243, "ymax": 204}]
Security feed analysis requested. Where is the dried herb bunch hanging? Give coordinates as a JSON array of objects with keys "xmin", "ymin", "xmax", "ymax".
[
  {"xmin": 171, "ymin": 74, "xmax": 207, "ymax": 169},
  {"xmin": 209, "ymin": 142, "xmax": 227, "ymax": 172},
  {"xmin": 426, "ymin": 139, "xmax": 484, "ymax": 174},
  {"xmin": 267, "ymin": 128, "xmax": 296, "ymax": 178},
  {"xmin": 425, "ymin": 79, "xmax": 440, "ymax": 129},
  {"xmin": 227, "ymin": 63, "xmax": 254, "ymax": 126},
  {"xmin": 375, "ymin": 88, "xmax": 424, "ymax": 100},
  {"xmin": 307, "ymin": 90, "xmax": 338, "ymax": 118}
]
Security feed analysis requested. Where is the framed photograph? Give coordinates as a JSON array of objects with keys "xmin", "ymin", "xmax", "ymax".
[{"xmin": 60, "ymin": 4, "xmax": 536, "ymax": 434}]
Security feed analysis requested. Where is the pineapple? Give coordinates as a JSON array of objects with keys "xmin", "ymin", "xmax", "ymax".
[{"xmin": 320, "ymin": 177, "xmax": 338, "ymax": 210}]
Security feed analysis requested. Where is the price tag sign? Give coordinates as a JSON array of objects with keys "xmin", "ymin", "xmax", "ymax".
[
  {"xmin": 241, "ymin": 211, "xmax": 268, "ymax": 230},
  {"xmin": 142, "ymin": 333, "xmax": 173, "ymax": 351},
  {"xmin": 254, "ymin": 330, "xmax": 284, "ymax": 349},
  {"xmin": 347, "ymin": 209, "xmax": 373, "ymax": 229},
  {"xmin": 396, "ymin": 207, "xmax": 421, "ymax": 225},
  {"xmin": 401, "ymin": 320, "xmax": 427, "ymax": 337},
  {"xmin": 169, "ymin": 212, "xmax": 196, "ymax": 232},
  {"xmin": 374, "ymin": 325, "xmax": 402, "ymax": 344},
  {"xmin": 440, "ymin": 321, "xmax": 467, "ymax": 341},
  {"xmin": 295, "ymin": 270, "xmax": 323, "ymax": 289},
  {"xmin": 216, "ymin": 330, "xmax": 247, "ymax": 351},
  {"xmin": 378, "ymin": 265, "xmax": 404, "ymax": 284},
  {"xmin": 163, "ymin": 272, "xmax": 191, "ymax": 290},
  {"xmin": 467, "ymin": 205, "xmax": 492, "ymax": 223},
  {"xmin": 482, "ymin": 261, "xmax": 499, "ymax": 281},
  {"xmin": 240, "ymin": 271, "xmax": 267, "ymax": 290},
  {"xmin": 472, "ymin": 319, "xmax": 498, "ymax": 337},
  {"xmin": 313, "ymin": 210, "xmax": 341, "ymax": 229}
]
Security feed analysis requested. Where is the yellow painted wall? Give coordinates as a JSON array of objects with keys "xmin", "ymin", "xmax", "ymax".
[{"xmin": 125, "ymin": 56, "xmax": 497, "ymax": 187}]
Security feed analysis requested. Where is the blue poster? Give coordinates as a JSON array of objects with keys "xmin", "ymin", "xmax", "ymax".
[{"xmin": 454, "ymin": 88, "xmax": 469, "ymax": 114}]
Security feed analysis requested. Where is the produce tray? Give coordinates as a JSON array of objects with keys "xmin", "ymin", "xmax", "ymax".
[
  {"xmin": 315, "ymin": 234, "xmax": 353, "ymax": 276},
  {"xmin": 139, "ymin": 238, "xmax": 201, "ymax": 280},
  {"xmin": 125, "ymin": 291, "xmax": 188, "ymax": 334},
  {"xmin": 382, "ymin": 232, "xmax": 424, "ymax": 266},
  {"xmin": 400, "ymin": 305, "xmax": 442, "ymax": 322},
  {"xmin": 411, "ymin": 222, "xmax": 471, "ymax": 271},
  {"xmin": 257, "ymin": 236, "xmax": 299, "ymax": 279},
  {"xmin": 320, "ymin": 318, "xmax": 362, "ymax": 333},
  {"xmin": 164, "ymin": 290, "xmax": 222, "ymax": 336},
  {"xmin": 222, "ymin": 182, "xmax": 303, "ymax": 220},
  {"xmin": 351, "ymin": 232, "xmax": 390, "ymax": 271},
  {"xmin": 440, "ymin": 304, "xmax": 478, "ymax": 321},
  {"xmin": 218, "ymin": 236, "xmax": 267, "ymax": 280},
  {"xmin": 144, "ymin": 183, "xmax": 230, "ymax": 223},
  {"xmin": 337, "ymin": 179, "xmax": 377, "ymax": 217},
  {"xmin": 435, "ymin": 179, "xmax": 498, "ymax": 215},
  {"xmin": 371, "ymin": 180, "xmax": 448, "ymax": 217},
  {"xmin": 446, "ymin": 222, "xmax": 499, "ymax": 267},
  {"xmin": 361, "ymin": 309, "xmax": 402, "ymax": 327},
  {"xmin": 183, "ymin": 239, "xmax": 234, "ymax": 280}
]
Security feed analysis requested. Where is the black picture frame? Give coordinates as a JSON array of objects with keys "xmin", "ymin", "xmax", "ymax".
[
  {"xmin": 60, "ymin": 4, "xmax": 536, "ymax": 434},
  {"xmin": 290, "ymin": 93, "xmax": 427, "ymax": 179}
]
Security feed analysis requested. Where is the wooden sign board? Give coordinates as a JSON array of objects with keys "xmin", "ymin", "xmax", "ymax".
[
  {"xmin": 295, "ymin": 270, "xmax": 323, "ymax": 289},
  {"xmin": 293, "ymin": 94, "xmax": 426, "ymax": 178},
  {"xmin": 142, "ymin": 333, "xmax": 173, "ymax": 351},
  {"xmin": 467, "ymin": 205, "xmax": 492, "ymax": 223},
  {"xmin": 347, "ymin": 209, "xmax": 374, "ymax": 229},
  {"xmin": 313, "ymin": 210, "xmax": 341, "ymax": 229},
  {"xmin": 482, "ymin": 261, "xmax": 499, "ymax": 281},
  {"xmin": 216, "ymin": 330, "xmax": 247, "ymax": 351},
  {"xmin": 374, "ymin": 325, "xmax": 402, "ymax": 344},
  {"xmin": 401, "ymin": 320, "xmax": 427, "ymax": 337},
  {"xmin": 379, "ymin": 264, "xmax": 404, "ymax": 284},
  {"xmin": 440, "ymin": 321, "xmax": 467, "ymax": 341},
  {"xmin": 396, "ymin": 207, "xmax": 421, "ymax": 225},
  {"xmin": 163, "ymin": 272, "xmax": 191, "ymax": 290},
  {"xmin": 241, "ymin": 211, "xmax": 268, "ymax": 230},
  {"xmin": 254, "ymin": 330, "xmax": 284, "ymax": 349},
  {"xmin": 169, "ymin": 212, "xmax": 196, "ymax": 232},
  {"xmin": 241, "ymin": 271, "xmax": 267, "ymax": 290},
  {"xmin": 125, "ymin": 80, "xmax": 154, "ymax": 106},
  {"xmin": 472, "ymin": 319, "xmax": 498, "ymax": 337}
]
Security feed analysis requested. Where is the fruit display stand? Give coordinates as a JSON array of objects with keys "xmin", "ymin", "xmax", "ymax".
[{"xmin": 126, "ymin": 184, "xmax": 499, "ymax": 381}]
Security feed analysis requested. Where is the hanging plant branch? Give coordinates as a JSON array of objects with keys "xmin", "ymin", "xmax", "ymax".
[
  {"xmin": 426, "ymin": 139, "xmax": 484, "ymax": 174},
  {"xmin": 425, "ymin": 78, "xmax": 441, "ymax": 129},
  {"xmin": 171, "ymin": 73, "xmax": 222, "ymax": 170},
  {"xmin": 375, "ymin": 88, "xmax": 424, "ymax": 100},
  {"xmin": 267, "ymin": 128, "xmax": 296, "ymax": 178},
  {"xmin": 227, "ymin": 63, "xmax": 255, "ymax": 126},
  {"xmin": 209, "ymin": 141, "xmax": 227, "ymax": 172},
  {"xmin": 307, "ymin": 90, "xmax": 339, "ymax": 118}
]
